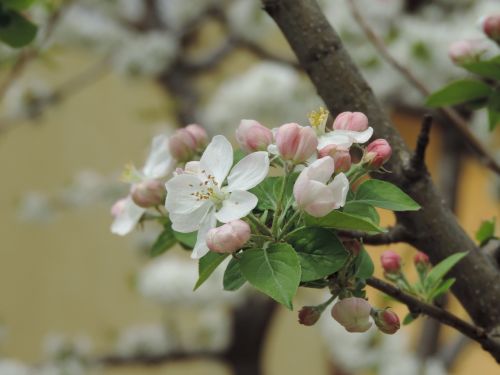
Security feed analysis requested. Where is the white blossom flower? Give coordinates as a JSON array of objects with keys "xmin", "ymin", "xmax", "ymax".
[
  {"xmin": 111, "ymin": 135, "xmax": 175, "ymax": 235},
  {"xmin": 165, "ymin": 135, "xmax": 269, "ymax": 258},
  {"xmin": 115, "ymin": 324, "xmax": 176, "ymax": 358}
]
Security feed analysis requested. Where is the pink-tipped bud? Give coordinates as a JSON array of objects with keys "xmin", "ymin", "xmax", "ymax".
[
  {"xmin": 372, "ymin": 308, "xmax": 400, "ymax": 335},
  {"xmin": 185, "ymin": 124, "xmax": 208, "ymax": 149},
  {"xmin": 380, "ymin": 250, "xmax": 402, "ymax": 274},
  {"xmin": 235, "ymin": 119, "xmax": 273, "ymax": 153},
  {"xmin": 111, "ymin": 198, "xmax": 128, "ymax": 218},
  {"xmin": 169, "ymin": 125, "xmax": 208, "ymax": 162},
  {"xmin": 298, "ymin": 306, "xmax": 322, "ymax": 326},
  {"xmin": 363, "ymin": 139, "xmax": 392, "ymax": 169},
  {"xmin": 333, "ymin": 111, "xmax": 369, "ymax": 132},
  {"xmin": 331, "ymin": 297, "xmax": 372, "ymax": 333},
  {"xmin": 448, "ymin": 39, "xmax": 487, "ymax": 65},
  {"xmin": 318, "ymin": 145, "xmax": 352, "ymax": 173},
  {"xmin": 131, "ymin": 179, "xmax": 166, "ymax": 208},
  {"xmin": 275, "ymin": 123, "xmax": 318, "ymax": 163},
  {"xmin": 206, "ymin": 220, "xmax": 251, "ymax": 254},
  {"xmin": 482, "ymin": 15, "xmax": 500, "ymax": 43},
  {"xmin": 414, "ymin": 251, "xmax": 430, "ymax": 273}
]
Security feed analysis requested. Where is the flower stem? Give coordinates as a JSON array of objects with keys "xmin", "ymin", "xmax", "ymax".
[
  {"xmin": 247, "ymin": 213, "xmax": 273, "ymax": 237},
  {"xmin": 278, "ymin": 210, "xmax": 301, "ymax": 240},
  {"xmin": 272, "ymin": 166, "xmax": 290, "ymax": 237}
]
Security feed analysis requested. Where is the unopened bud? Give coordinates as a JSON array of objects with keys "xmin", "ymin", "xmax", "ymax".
[
  {"xmin": 414, "ymin": 251, "xmax": 430, "ymax": 273},
  {"xmin": 235, "ymin": 119, "xmax": 273, "ymax": 153},
  {"xmin": 482, "ymin": 15, "xmax": 500, "ymax": 43},
  {"xmin": 372, "ymin": 308, "xmax": 400, "ymax": 334},
  {"xmin": 318, "ymin": 145, "xmax": 352, "ymax": 173},
  {"xmin": 448, "ymin": 39, "xmax": 487, "ymax": 65},
  {"xmin": 331, "ymin": 297, "xmax": 372, "ymax": 333},
  {"xmin": 169, "ymin": 125, "xmax": 208, "ymax": 162},
  {"xmin": 380, "ymin": 250, "xmax": 402, "ymax": 274},
  {"xmin": 275, "ymin": 122, "xmax": 318, "ymax": 163},
  {"xmin": 298, "ymin": 306, "xmax": 322, "ymax": 326},
  {"xmin": 363, "ymin": 139, "xmax": 392, "ymax": 169},
  {"xmin": 333, "ymin": 111, "xmax": 369, "ymax": 132},
  {"xmin": 206, "ymin": 220, "xmax": 251, "ymax": 254},
  {"xmin": 131, "ymin": 179, "xmax": 166, "ymax": 208}
]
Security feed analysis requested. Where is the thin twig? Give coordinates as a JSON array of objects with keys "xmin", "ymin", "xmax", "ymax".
[
  {"xmin": 366, "ymin": 277, "xmax": 500, "ymax": 355},
  {"xmin": 0, "ymin": 58, "xmax": 109, "ymax": 133},
  {"xmin": 338, "ymin": 225, "xmax": 410, "ymax": 245},
  {"xmin": 347, "ymin": 0, "xmax": 500, "ymax": 176}
]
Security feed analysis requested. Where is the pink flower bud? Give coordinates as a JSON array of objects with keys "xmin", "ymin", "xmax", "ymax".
[
  {"xmin": 275, "ymin": 123, "xmax": 318, "ymax": 163},
  {"xmin": 131, "ymin": 179, "xmax": 166, "ymax": 208},
  {"xmin": 331, "ymin": 297, "xmax": 372, "ymax": 333},
  {"xmin": 168, "ymin": 125, "xmax": 207, "ymax": 162},
  {"xmin": 318, "ymin": 145, "xmax": 352, "ymax": 173},
  {"xmin": 363, "ymin": 139, "xmax": 392, "ymax": 169},
  {"xmin": 185, "ymin": 124, "xmax": 208, "ymax": 149},
  {"xmin": 448, "ymin": 39, "xmax": 487, "ymax": 65},
  {"xmin": 235, "ymin": 119, "xmax": 273, "ymax": 153},
  {"xmin": 111, "ymin": 197, "xmax": 128, "ymax": 218},
  {"xmin": 206, "ymin": 220, "xmax": 251, "ymax": 254},
  {"xmin": 380, "ymin": 250, "xmax": 402, "ymax": 273},
  {"xmin": 298, "ymin": 306, "xmax": 322, "ymax": 326},
  {"xmin": 482, "ymin": 15, "xmax": 500, "ymax": 43},
  {"xmin": 414, "ymin": 251, "xmax": 430, "ymax": 266},
  {"xmin": 372, "ymin": 308, "xmax": 400, "ymax": 334},
  {"xmin": 333, "ymin": 112, "xmax": 369, "ymax": 132}
]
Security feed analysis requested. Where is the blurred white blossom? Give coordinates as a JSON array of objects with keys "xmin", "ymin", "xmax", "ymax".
[{"xmin": 115, "ymin": 324, "xmax": 176, "ymax": 357}]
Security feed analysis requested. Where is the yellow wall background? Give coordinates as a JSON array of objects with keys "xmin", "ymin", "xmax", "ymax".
[{"xmin": 0, "ymin": 53, "xmax": 499, "ymax": 374}]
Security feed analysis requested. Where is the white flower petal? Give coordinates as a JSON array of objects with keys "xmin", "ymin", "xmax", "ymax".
[
  {"xmin": 328, "ymin": 172, "xmax": 349, "ymax": 209},
  {"xmin": 111, "ymin": 197, "xmax": 145, "ymax": 235},
  {"xmin": 143, "ymin": 135, "xmax": 176, "ymax": 179},
  {"xmin": 170, "ymin": 202, "xmax": 212, "ymax": 232},
  {"xmin": 165, "ymin": 174, "xmax": 205, "ymax": 214},
  {"xmin": 200, "ymin": 135, "xmax": 233, "ymax": 185},
  {"xmin": 215, "ymin": 190, "xmax": 257, "ymax": 223},
  {"xmin": 226, "ymin": 151, "xmax": 269, "ymax": 192},
  {"xmin": 331, "ymin": 127, "xmax": 373, "ymax": 144},
  {"xmin": 267, "ymin": 144, "xmax": 278, "ymax": 155},
  {"xmin": 304, "ymin": 156, "xmax": 335, "ymax": 184},
  {"xmin": 318, "ymin": 133, "xmax": 353, "ymax": 149},
  {"xmin": 191, "ymin": 211, "xmax": 217, "ymax": 259}
]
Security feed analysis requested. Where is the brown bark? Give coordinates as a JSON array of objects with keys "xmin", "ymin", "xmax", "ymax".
[{"xmin": 261, "ymin": 0, "xmax": 500, "ymax": 360}]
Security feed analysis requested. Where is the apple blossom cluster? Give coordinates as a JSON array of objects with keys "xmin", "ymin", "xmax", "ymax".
[{"xmin": 110, "ymin": 107, "xmax": 423, "ymax": 335}]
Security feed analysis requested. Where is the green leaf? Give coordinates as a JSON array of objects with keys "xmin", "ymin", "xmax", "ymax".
[
  {"xmin": 488, "ymin": 107, "xmax": 500, "ymax": 131},
  {"xmin": 355, "ymin": 247, "xmax": 374, "ymax": 279},
  {"xmin": 305, "ymin": 211, "xmax": 385, "ymax": 233},
  {"xmin": 355, "ymin": 180, "xmax": 420, "ymax": 211},
  {"xmin": 2, "ymin": 0, "xmax": 37, "ymax": 11},
  {"xmin": 343, "ymin": 201, "xmax": 380, "ymax": 224},
  {"xmin": 239, "ymin": 243, "xmax": 301, "ymax": 309},
  {"xmin": 250, "ymin": 177, "xmax": 279, "ymax": 210},
  {"xmin": 0, "ymin": 10, "xmax": 37, "ymax": 48},
  {"xmin": 287, "ymin": 227, "xmax": 349, "ymax": 282},
  {"xmin": 462, "ymin": 60, "xmax": 500, "ymax": 81},
  {"xmin": 426, "ymin": 252, "xmax": 467, "ymax": 289},
  {"xmin": 475, "ymin": 218, "xmax": 497, "ymax": 245},
  {"xmin": 150, "ymin": 227, "xmax": 176, "ymax": 257},
  {"xmin": 173, "ymin": 231, "xmax": 197, "ymax": 249},
  {"xmin": 429, "ymin": 278, "xmax": 455, "ymax": 301},
  {"xmin": 403, "ymin": 312, "xmax": 419, "ymax": 325},
  {"xmin": 425, "ymin": 80, "xmax": 492, "ymax": 108},
  {"xmin": 194, "ymin": 252, "xmax": 228, "ymax": 290},
  {"xmin": 223, "ymin": 258, "xmax": 246, "ymax": 291}
]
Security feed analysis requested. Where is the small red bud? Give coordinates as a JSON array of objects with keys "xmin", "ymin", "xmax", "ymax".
[
  {"xmin": 372, "ymin": 308, "xmax": 400, "ymax": 334},
  {"xmin": 380, "ymin": 250, "xmax": 402, "ymax": 274},
  {"xmin": 298, "ymin": 306, "xmax": 322, "ymax": 326}
]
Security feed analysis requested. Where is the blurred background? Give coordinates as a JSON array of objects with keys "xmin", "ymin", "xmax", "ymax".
[{"xmin": 0, "ymin": 0, "xmax": 499, "ymax": 374}]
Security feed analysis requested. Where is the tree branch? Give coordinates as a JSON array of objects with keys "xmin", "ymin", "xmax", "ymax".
[
  {"xmin": 366, "ymin": 277, "xmax": 500, "ymax": 356},
  {"xmin": 338, "ymin": 225, "xmax": 410, "ymax": 245},
  {"xmin": 347, "ymin": 0, "xmax": 500, "ymax": 176},
  {"xmin": 261, "ymin": 0, "xmax": 500, "ymax": 361}
]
